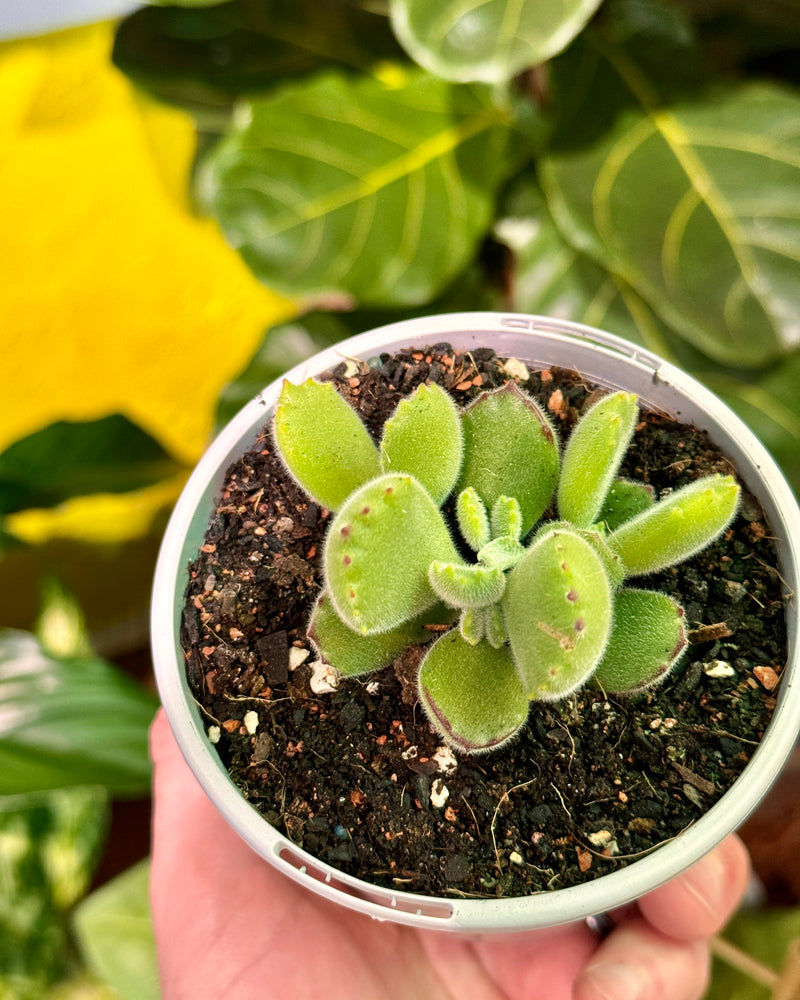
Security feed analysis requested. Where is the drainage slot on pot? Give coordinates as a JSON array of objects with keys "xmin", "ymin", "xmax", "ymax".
[{"xmin": 277, "ymin": 845, "xmax": 454, "ymax": 920}]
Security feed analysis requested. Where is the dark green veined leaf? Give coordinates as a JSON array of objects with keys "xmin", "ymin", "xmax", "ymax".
[
  {"xmin": 602, "ymin": 0, "xmax": 695, "ymax": 48},
  {"xmin": 198, "ymin": 69, "xmax": 521, "ymax": 307},
  {"xmin": 389, "ymin": 0, "xmax": 603, "ymax": 83},
  {"xmin": 113, "ymin": 0, "xmax": 406, "ymax": 117},
  {"xmin": 73, "ymin": 860, "xmax": 160, "ymax": 1000},
  {"xmin": 0, "ymin": 787, "xmax": 109, "ymax": 1000},
  {"xmin": 0, "ymin": 630, "xmax": 157, "ymax": 796},
  {"xmin": 682, "ymin": 0, "xmax": 800, "ymax": 87},
  {"xmin": 675, "ymin": 0, "xmax": 800, "ymax": 46},
  {"xmin": 494, "ymin": 172, "xmax": 682, "ymax": 356},
  {"xmin": 540, "ymin": 36, "xmax": 800, "ymax": 366},
  {"xmin": 0, "ymin": 414, "xmax": 181, "ymax": 516}
]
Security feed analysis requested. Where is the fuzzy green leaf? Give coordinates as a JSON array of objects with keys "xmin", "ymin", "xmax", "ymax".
[
  {"xmin": 390, "ymin": 0, "xmax": 603, "ymax": 84},
  {"xmin": 533, "ymin": 520, "xmax": 627, "ymax": 588},
  {"xmin": 381, "ymin": 383, "xmax": 463, "ymax": 504},
  {"xmin": 308, "ymin": 593, "xmax": 453, "ymax": 677},
  {"xmin": 429, "ymin": 560, "xmax": 506, "ymax": 609},
  {"xmin": 578, "ymin": 526, "xmax": 628, "ymax": 589},
  {"xmin": 456, "ymin": 487, "xmax": 490, "ymax": 552},
  {"xmin": 609, "ymin": 474, "xmax": 740, "ymax": 576},
  {"xmin": 503, "ymin": 528, "xmax": 613, "ymax": 700},
  {"xmin": 598, "ymin": 478, "xmax": 655, "ymax": 531},
  {"xmin": 418, "ymin": 632, "xmax": 529, "ymax": 754},
  {"xmin": 490, "ymin": 495, "xmax": 523, "ymax": 542},
  {"xmin": 594, "ymin": 588, "xmax": 687, "ymax": 694},
  {"xmin": 456, "ymin": 383, "xmax": 560, "ymax": 536},
  {"xmin": 274, "ymin": 379, "xmax": 380, "ymax": 510},
  {"xmin": 477, "ymin": 536, "xmax": 527, "ymax": 572},
  {"xmin": 324, "ymin": 473, "xmax": 460, "ymax": 634},
  {"xmin": 558, "ymin": 391, "xmax": 640, "ymax": 527}
]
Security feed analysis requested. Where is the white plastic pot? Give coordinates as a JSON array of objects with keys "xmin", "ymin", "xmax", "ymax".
[{"xmin": 152, "ymin": 312, "xmax": 800, "ymax": 932}]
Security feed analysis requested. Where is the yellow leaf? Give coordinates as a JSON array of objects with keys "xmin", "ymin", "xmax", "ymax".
[
  {"xmin": 0, "ymin": 22, "xmax": 292, "ymax": 465},
  {"xmin": 0, "ymin": 22, "xmax": 293, "ymax": 546}
]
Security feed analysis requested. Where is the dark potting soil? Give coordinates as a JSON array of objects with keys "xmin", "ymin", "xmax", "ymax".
[{"xmin": 181, "ymin": 344, "xmax": 786, "ymax": 899}]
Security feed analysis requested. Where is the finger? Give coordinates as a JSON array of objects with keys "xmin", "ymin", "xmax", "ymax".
[
  {"xmin": 149, "ymin": 707, "xmax": 235, "ymax": 866},
  {"xmin": 467, "ymin": 924, "xmax": 599, "ymax": 1000},
  {"xmin": 149, "ymin": 709, "xmax": 284, "ymax": 993},
  {"xmin": 573, "ymin": 916, "xmax": 710, "ymax": 1000},
  {"xmin": 637, "ymin": 834, "xmax": 751, "ymax": 941}
]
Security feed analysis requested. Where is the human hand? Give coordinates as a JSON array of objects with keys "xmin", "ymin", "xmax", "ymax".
[{"xmin": 149, "ymin": 708, "xmax": 749, "ymax": 1000}]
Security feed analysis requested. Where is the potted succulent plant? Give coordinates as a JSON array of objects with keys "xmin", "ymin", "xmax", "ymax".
[
  {"xmin": 151, "ymin": 312, "xmax": 800, "ymax": 932},
  {"xmin": 277, "ymin": 372, "xmax": 738, "ymax": 753}
]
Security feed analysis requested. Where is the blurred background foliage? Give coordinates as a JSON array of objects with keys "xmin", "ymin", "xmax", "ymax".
[{"xmin": 1, "ymin": 0, "xmax": 799, "ymax": 996}]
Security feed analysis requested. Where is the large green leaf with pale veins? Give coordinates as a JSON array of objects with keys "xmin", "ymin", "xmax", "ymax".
[
  {"xmin": 199, "ymin": 69, "xmax": 519, "ymax": 306},
  {"xmin": 113, "ymin": 0, "xmax": 406, "ymax": 116},
  {"xmin": 494, "ymin": 173, "xmax": 682, "ymax": 357},
  {"xmin": 390, "ymin": 0, "xmax": 603, "ymax": 83},
  {"xmin": 0, "ymin": 630, "xmax": 157, "ymax": 796},
  {"xmin": 540, "ymin": 38, "xmax": 800, "ymax": 366}
]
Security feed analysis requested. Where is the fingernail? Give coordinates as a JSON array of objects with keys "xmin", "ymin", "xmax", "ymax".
[{"xmin": 577, "ymin": 963, "xmax": 644, "ymax": 1000}]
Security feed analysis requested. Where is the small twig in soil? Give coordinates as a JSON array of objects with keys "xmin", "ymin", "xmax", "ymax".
[
  {"xmin": 202, "ymin": 620, "xmax": 230, "ymax": 645},
  {"xmin": 750, "ymin": 553, "xmax": 793, "ymax": 595},
  {"xmin": 191, "ymin": 697, "xmax": 220, "ymax": 725},
  {"xmin": 709, "ymin": 729, "xmax": 761, "ymax": 746},
  {"xmin": 223, "ymin": 693, "xmax": 289, "ymax": 704},
  {"xmin": 612, "ymin": 722, "xmax": 631, "ymax": 752},
  {"xmin": 552, "ymin": 717, "xmax": 577, "ymax": 774},
  {"xmin": 550, "ymin": 781, "xmax": 572, "ymax": 821},
  {"xmin": 594, "ymin": 822, "xmax": 696, "ymax": 862},
  {"xmin": 490, "ymin": 779, "xmax": 538, "ymax": 870},
  {"xmin": 688, "ymin": 622, "xmax": 733, "ymax": 644},
  {"xmin": 459, "ymin": 794, "xmax": 483, "ymax": 841}
]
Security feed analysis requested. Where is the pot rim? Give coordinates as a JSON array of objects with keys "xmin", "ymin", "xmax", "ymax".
[{"xmin": 152, "ymin": 311, "xmax": 800, "ymax": 931}]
